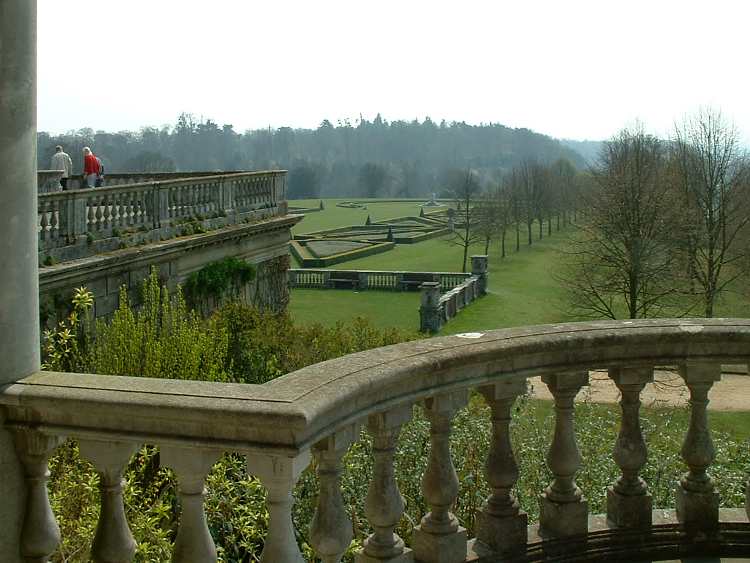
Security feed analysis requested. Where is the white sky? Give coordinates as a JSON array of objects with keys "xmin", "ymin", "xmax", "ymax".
[{"xmin": 38, "ymin": 0, "xmax": 750, "ymax": 142}]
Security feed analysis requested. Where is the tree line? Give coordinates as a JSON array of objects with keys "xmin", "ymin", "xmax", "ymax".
[
  {"xmin": 37, "ymin": 113, "xmax": 586, "ymax": 198},
  {"xmin": 442, "ymin": 157, "xmax": 586, "ymax": 272},
  {"xmin": 558, "ymin": 110, "xmax": 749, "ymax": 319}
]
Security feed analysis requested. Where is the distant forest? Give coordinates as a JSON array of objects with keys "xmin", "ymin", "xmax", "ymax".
[{"xmin": 37, "ymin": 114, "xmax": 594, "ymax": 198}]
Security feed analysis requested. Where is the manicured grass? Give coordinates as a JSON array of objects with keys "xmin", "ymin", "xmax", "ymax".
[
  {"xmin": 289, "ymin": 197, "xmax": 750, "ymax": 339},
  {"xmin": 289, "ymin": 198, "xmax": 444, "ymax": 235},
  {"xmin": 288, "ymin": 288, "xmax": 421, "ymax": 332},
  {"xmin": 290, "ymin": 229, "xmax": 575, "ymax": 333}
]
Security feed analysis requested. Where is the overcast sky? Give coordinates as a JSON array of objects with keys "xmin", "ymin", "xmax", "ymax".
[{"xmin": 38, "ymin": 0, "xmax": 750, "ymax": 142}]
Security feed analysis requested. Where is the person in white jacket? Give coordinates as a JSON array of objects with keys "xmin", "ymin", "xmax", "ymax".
[{"xmin": 50, "ymin": 145, "xmax": 73, "ymax": 190}]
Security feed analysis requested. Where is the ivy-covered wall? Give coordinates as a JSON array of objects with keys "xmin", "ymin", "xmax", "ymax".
[{"xmin": 249, "ymin": 254, "xmax": 290, "ymax": 313}]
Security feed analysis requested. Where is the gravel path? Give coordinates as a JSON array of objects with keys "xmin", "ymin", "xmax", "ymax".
[{"xmin": 528, "ymin": 369, "xmax": 750, "ymax": 412}]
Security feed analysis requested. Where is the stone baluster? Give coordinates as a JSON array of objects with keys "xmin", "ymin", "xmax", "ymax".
[
  {"xmin": 87, "ymin": 196, "xmax": 96, "ymax": 230},
  {"xmin": 413, "ymin": 391, "xmax": 468, "ymax": 563},
  {"xmin": 95, "ymin": 194, "xmax": 104, "ymax": 231},
  {"xmin": 160, "ymin": 446, "xmax": 221, "ymax": 562},
  {"xmin": 13, "ymin": 428, "xmax": 64, "ymax": 562},
  {"xmin": 676, "ymin": 362, "xmax": 721, "ymax": 530},
  {"xmin": 607, "ymin": 367, "xmax": 654, "ymax": 529},
  {"xmin": 39, "ymin": 202, "xmax": 50, "ymax": 245},
  {"xmin": 247, "ymin": 450, "xmax": 311, "ymax": 563},
  {"xmin": 476, "ymin": 381, "xmax": 528, "ymax": 556},
  {"xmin": 78, "ymin": 439, "xmax": 139, "ymax": 562},
  {"xmin": 310, "ymin": 426, "xmax": 358, "ymax": 563},
  {"xmin": 539, "ymin": 371, "xmax": 589, "ymax": 539},
  {"xmin": 356, "ymin": 405, "xmax": 414, "ymax": 563}
]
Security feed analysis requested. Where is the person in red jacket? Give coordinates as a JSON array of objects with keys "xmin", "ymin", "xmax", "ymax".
[{"xmin": 82, "ymin": 147, "xmax": 99, "ymax": 188}]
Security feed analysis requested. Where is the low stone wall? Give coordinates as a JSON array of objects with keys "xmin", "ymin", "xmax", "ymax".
[
  {"xmin": 39, "ymin": 215, "xmax": 300, "ymax": 326},
  {"xmin": 289, "ymin": 268, "xmax": 471, "ymax": 292},
  {"xmin": 419, "ymin": 256, "xmax": 488, "ymax": 333},
  {"xmin": 289, "ymin": 255, "xmax": 489, "ymax": 333}
]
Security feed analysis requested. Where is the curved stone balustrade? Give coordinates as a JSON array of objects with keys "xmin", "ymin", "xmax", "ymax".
[{"xmin": 2, "ymin": 318, "xmax": 750, "ymax": 562}]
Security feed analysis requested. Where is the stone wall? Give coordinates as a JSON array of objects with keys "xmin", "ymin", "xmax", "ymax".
[{"xmin": 39, "ymin": 215, "xmax": 300, "ymax": 327}]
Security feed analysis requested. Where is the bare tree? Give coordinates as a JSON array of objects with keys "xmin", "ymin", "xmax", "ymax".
[
  {"xmin": 447, "ymin": 169, "xmax": 483, "ymax": 272},
  {"xmin": 558, "ymin": 126, "xmax": 684, "ymax": 319},
  {"xmin": 672, "ymin": 109, "xmax": 750, "ymax": 317}
]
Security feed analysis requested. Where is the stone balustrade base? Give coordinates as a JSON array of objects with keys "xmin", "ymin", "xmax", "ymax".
[
  {"xmin": 607, "ymin": 486, "xmax": 653, "ymax": 529},
  {"xmin": 464, "ymin": 509, "xmax": 750, "ymax": 562},
  {"xmin": 413, "ymin": 525, "xmax": 467, "ymax": 563},
  {"xmin": 475, "ymin": 510, "xmax": 528, "ymax": 557},
  {"xmin": 356, "ymin": 547, "xmax": 414, "ymax": 562},
  {"xmin": 676, "ymin": 487, "xmax": 720, "ymax": 530}
]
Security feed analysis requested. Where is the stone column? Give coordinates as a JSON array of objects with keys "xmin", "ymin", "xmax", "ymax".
[
  {"xmin": 476, "ymin": 381, "xmax": 528, "ymax": 556},
  {"xmin": 470, "ymin": 255, "xmax": 488, "ymax": 295},
  {"xmin": 247, "ymin": 450, "xmax": 311, "ymax": 563},
  {"xmin": 78, "ymin": 439, "xmax": 139, "ymax": 563},
  {"xmin": 13, "ymin": 428, "xmax": 63, "ymax": 563},
  {"xmin": 356, "ymin": 405, "xmax": 414, "ymax": 563},
  {"xmin": 419, "ymin": 282, "xmax": 442, "ymax": 333},
  {"xmin": 539, "ymin": 371, "xmax": 589, "ymax": 539},
  {"xmin": 310, "ymin": 426, "xmax": 358, "ymax": 563},
  {"xmin": 413, "ymin": 391, "xmax": 468, "ymax": 563},
  {"xmin": 0, "ymin": 1, "xmax": 39, "ymax": 560},
  {"xmin": 160, "ymin": 446, "xmax": 221, "ymax": 563},
  {"xmin": 607, "ymin": 367, "xmax": 654, "ymax": 529},
  {"xmin": 676, "ymin": 362, "xmax": 721, "ymax": 531}
]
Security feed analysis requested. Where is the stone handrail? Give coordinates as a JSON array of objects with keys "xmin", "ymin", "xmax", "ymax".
[
  {"xmin": 2, "ymin": 318, "xmax": 750, "ymax": 561},
  {"xmin": 37, "ymin": 170, "xmax": 287, "ymax": 256},
  {"xmin": 289, "ymin": 268, "xmax": 473, "ymax": 292},
  {"xmin": 38, "ymin": 170, "xmax": 259, "ymax": 191}
]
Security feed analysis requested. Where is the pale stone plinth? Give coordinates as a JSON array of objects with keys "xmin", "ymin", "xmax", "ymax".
[
  {"xmin": 355, "ymin": 546, "xmax": 414, "ymax": 563},
  {"xmin": 412, "ymin": 525, "xmax": 467, "ymax": 563},
  {"xmin": 475, "ymin": 509, "xmax": 527, "ymax": 556},
  {"xmin": 539, "ymin": 494, "xmax": 588, "ymax": 538},
  {"xmin": 676, "ymin": 486, "xmax": 719, "ymax": 529},
  {"xmin": 606, "ymin": 486, "xmax": 652, "ymax": 529}
]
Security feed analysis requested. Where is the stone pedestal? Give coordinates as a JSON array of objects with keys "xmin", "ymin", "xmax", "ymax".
[
  {"xmin": 539, "ymin": 494, "xmax": 588, "ymax": 538},
  {"xmin": 676, "ymin": 486, "xmax": 719, "ymax": 530},
  {"xmin": 412, "ymin": 526, "xmax": 466, "ymax": 563},
  {"xmin": 475, "ymin": 509, "xmax": 527, "ymax": 556},
  {"xmin": 607, "ymin": 486, "xmax": 652, "ymax": 529},
  {"xmin": 355, "ymin": 549, "xmax": 413, "ymax": 563}
]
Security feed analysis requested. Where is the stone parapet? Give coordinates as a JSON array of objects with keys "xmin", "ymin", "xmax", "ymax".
[{"xmin": 2, "ymin": 319, "xmax": 750, "ymax": 561}]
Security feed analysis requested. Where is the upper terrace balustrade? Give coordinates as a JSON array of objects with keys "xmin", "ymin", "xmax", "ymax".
[
  {"xmin": 2, "ymin": 319, "xmax": 749, "ymax": 562},
  {"xmin": 37, "ymin": 170, "xmax": 287, "ymax": 261}
]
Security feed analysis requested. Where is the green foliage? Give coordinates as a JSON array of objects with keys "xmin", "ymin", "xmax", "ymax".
[
  {"xmin": 88, "ymin": 273, "xmax": 231, "ymax": 382},
  {"xmin": 42, "ymin": 287, "xmax": 94, "ymax": 372},
  {"xmin": 184, "ymin": 257, "xmax": 256, "ymax": 308},
  {"xmin": 215, "ymin": 302, "xmax": 417, "ymax": 384}
]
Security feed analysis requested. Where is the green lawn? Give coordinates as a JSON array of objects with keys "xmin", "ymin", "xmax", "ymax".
[
  {"xmin": 289, "ymin": 229, "xmax": 575, "ymax": 333},
  {"xmin": 289, "ymin": 198, "xmax": 444, "ymax": 236},
  {"xmin": 289, "ymin": 288, "xmax": 420, "ymax": 332},
  {"xmin": 288, "ymin": 198, "xmax": 750, "ymax": 334}
]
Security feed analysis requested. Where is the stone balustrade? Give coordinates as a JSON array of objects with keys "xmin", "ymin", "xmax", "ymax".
[
  {"xmin": 420, "ymin": 255, "xmax": 488, "ymax": 333},
  {"xmin": 37, "ymin": 170, "xmax": 286, "ymax": 260},
  {"xmin": 2, "ymin": 319, "xmax": 749, "ymax": 562},
  {"xmin": 39, "ymin": 170, "xmax": 259, "ymax": 191},
  {"xmin": 289, "ymin": 268, "xmax": 473, "ymax": 292},
  {"xmin": 37, "ymin": 170, "xmax": 65, "ymax": 193}
]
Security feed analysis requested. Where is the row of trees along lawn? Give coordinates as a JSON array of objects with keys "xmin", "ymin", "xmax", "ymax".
[
  {"xmin": 558, "ymin": 109, "xmax": 750, "ymax": 319},
  {"xmin": 37, "ymin": 113, "xmax": 591, "ymax": 198},
  {"xmin": 443, "ymin": 158, "xmax": 587, "ymax": 272}
]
